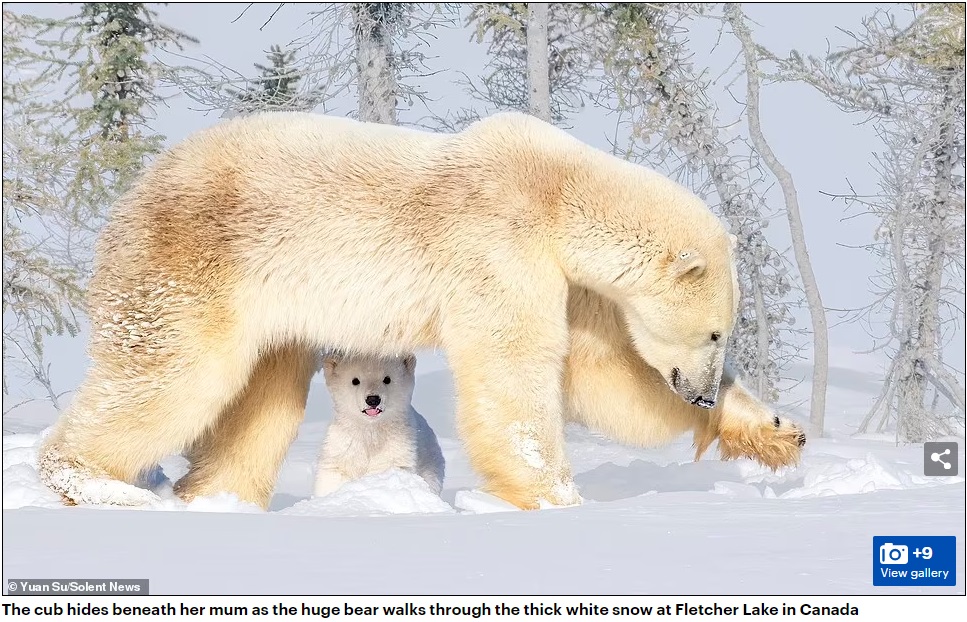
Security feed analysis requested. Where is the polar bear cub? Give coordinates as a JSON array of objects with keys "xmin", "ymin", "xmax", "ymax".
[{"xmin": 314, "ymin": 353, "xmax": 445, "ymax": 497}]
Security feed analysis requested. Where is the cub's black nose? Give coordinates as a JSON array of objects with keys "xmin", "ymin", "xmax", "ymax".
[{"xmin": 365, "ymin": 395, "xmax": 381, "ymax": 407}]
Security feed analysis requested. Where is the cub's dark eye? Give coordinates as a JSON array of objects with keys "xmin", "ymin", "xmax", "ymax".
[
  {"xmin": 351, "ymin": 378, "xmax": 360, "ymax": 386},
  {"xmin": 383, "ymin": 376, "xmax": 391, "ymax": 385},
  {"xmin": 711, "ymin": 332, "xmax": 721, "ymax": 342}
]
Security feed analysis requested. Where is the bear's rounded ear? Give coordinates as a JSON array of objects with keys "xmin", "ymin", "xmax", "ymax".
[
  {"xmin": 670, "ymin": 249, "xmax": 706, "ymax": 280},
  {"xmin": 728, "ymin": 233, "xmax": 738, "ymax": 250},
  {"xmin": 403, "ymin": 354, "xmax": 417, "ymax": 375},
  {"xmin": 322, "ymin": 355, "xmax": 340, "ymax": 376}
]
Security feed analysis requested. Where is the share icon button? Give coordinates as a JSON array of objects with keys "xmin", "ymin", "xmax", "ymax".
[{"xmin": 924, "ymin": 442, "xmax": 959, "ymax": 477}]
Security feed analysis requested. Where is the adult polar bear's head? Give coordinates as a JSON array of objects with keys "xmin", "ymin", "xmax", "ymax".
[{"xmin": 557, "ymin": 153, "xmax": 740, "ymax": 409}]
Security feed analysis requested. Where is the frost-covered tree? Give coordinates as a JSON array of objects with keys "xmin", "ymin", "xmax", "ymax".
[
  {"xmin": 351, "ymin": 3, "xmax": 406, "ymax": 124},
  {"xmin": 726, "ymin": 4, "xmax": 829, "ymax": 434},
  {"xmin": 773, "ymin": 4, "xmax": 965, "ymax": 440},
  {"xmin": 524, "ymin": 3, "xmax": 551, "ymax": 122},
  {"xmin": 2, "ymin": 5, "xmax": 195, "ymax": 414},
  {"xmin": 3, "ymin": 11, "xmax": 84, "ymax": 411},
  {"xmin": 593, "ymin": 4, "xmax": 801, "ymax": 403},
  {"xmin": 458, "ymin": 3, "xmax": 595, "ymax": 128},
  {"xmin": 174, "ymin": 4, "xmax": 450, "ymax": 125},
  {"xmin": 227, "ymin": 44, "xmax": 324, "ymax": 114},
  {"xmin": 70, "ymin": 2, "xmax": 196, "ymax": 222},
  {"xmin": 347, "ymin": 2, "xmax": 461, "ymax": 125}
]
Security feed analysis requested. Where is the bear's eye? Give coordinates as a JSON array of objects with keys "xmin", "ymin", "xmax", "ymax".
[
  {"xmin": 383, "ymin": 376, "xmax": 391, "ymax": 385},
  {"xmin": 711, "ymin": 332, "xmax": 721, "ymax": 342},
  {"xmin": 351, "ymin": 378, "xmax": 360, "ymax": 386}
]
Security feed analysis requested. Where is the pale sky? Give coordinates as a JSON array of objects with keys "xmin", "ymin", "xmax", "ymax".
[{"xmin": 5, "ymin": 3, "xmax": 964, "ymax": 413}]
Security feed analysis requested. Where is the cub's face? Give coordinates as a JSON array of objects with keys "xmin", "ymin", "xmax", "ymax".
[{"xmin": 323, "ymin": 354, "xmax": 417, "ymax": 420}]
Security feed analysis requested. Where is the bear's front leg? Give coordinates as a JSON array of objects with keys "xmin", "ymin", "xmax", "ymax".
[
  {"xmin": 693, "ymin": 370, "xmax": 807, "ymax": 470},
  {"xmin": 444, "ymin": 303, "xmax": 580, "ymax": 510}
]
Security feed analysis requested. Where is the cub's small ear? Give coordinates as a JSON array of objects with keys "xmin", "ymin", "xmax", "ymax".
[
  {"xmin": 728, "ymin": 233, "xmax": 738, "ymax": 250},
  {"xmin": 322, "ymin": 355, "xmax": 340, "ymax": 376},
  {"xmin": 403, "ymin": 354, "xmax": 417, "ymax": 374},
  {"xmin": 670, "ymin": 249, "xmax": 706, "ymax": 280}
]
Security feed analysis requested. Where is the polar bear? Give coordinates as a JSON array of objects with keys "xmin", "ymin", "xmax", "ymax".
[
  {"xmin": 313, "ymin": 353, "xmax": 445, "ymax": 497},
  {"xmin": 39, "ymin": 111, "xmax": 805, "ymax": 510}
]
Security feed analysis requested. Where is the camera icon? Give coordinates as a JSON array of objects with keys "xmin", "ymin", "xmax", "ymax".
[{"xmin": 879, "ymin": 543, "xmax": 909, "ymax": 565}]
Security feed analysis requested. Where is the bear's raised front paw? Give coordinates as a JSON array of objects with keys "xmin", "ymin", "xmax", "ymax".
[{"xmin": 718, "ymin": 415, "xmax": 806, "ymax": 470}]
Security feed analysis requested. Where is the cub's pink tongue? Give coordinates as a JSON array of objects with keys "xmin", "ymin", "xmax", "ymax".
[{"xmin": 364, "ymin": 408, "xmax": 381, "ymax": 417}]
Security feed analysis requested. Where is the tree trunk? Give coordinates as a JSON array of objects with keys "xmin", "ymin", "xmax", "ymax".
[
  {"xmin": 525, "ymin": 3, "xmax": 551, "ymax": 122},
  {"xmin": 728, "ymin": 4, "xmax": 829, "ymax": 435},
  {"xmin": 705, "ymin": 162, "xmax": 774, "ymax": 401},
  {"xmin": 352, "ymin": 3, "xmax": 398, "ymax": 124},
  {"xmin": 751, "ymin": 274, "xmax": 770, "ymax": 398},
  {"xmin": 896, "ymin": 75, "xmax": 956, "ymax": 441}
]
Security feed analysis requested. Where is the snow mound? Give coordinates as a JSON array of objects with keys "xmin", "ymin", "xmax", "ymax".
[
  {"xmin": 3, "ymin": 431, "xmax": 163, "ymax": 510},
  {"xmin": 779, "ymin": 452, "xmax": 961, "ymax": 499},
  {"xmin": 6, "ymin": 427, "xmax": 962, "ymax": 515},
  {"xmin": 281, "ymin": 469, "xmax": 454, "ymax": 517},
  {"xmin": 3, "ymin": 429, "xmax": 166, "ymax": 509},
  {"xmin": 4, "ymin": 462, "xmax": 65, "ymax": 509},
  {"xmin": 4, "ymin": 433, "xmax": 65, "ymax": 509},
  {"xmin": 711, "ymin": 481, "xmax": 765, "ymax": 498},
  {"xmin": 2, "ymin": 432, "xmax": 262, "ymax": 513}
]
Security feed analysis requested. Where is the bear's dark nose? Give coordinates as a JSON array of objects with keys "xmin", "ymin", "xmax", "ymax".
[
  {"xmin": 365, "ymin": 395, "xmax": 381, "ymax": 407},
  {"xmin": 692, "ymin": 396, "xmax": 716, "ymax": 409}
]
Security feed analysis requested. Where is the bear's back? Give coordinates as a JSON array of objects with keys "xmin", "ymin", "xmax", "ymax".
[{"xmin": 157, "ymin": 112, "xmax": 448, "ymax": 178}]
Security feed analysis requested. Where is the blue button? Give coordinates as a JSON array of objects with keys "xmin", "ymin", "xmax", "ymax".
[{"xmin": 873, "ymin": 536, "xmax": 957, "ymax": 586}]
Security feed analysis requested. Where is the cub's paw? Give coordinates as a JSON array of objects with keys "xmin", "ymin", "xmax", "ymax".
[{"xmin": 718, "ymin": 414, "xmax": 806, "ymax": 470}]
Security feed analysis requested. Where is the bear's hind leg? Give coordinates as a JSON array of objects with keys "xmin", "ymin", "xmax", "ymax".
[
  {"xmin": 39, "ymin": 343, "xmax": 258, "ymax": 507},
  {"xmin": 174, "ymin": 342, "xmax": 317, "ymax": 509}
]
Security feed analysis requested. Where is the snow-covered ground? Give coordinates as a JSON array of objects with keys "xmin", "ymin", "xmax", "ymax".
[{"xmin": 3, "ymin": 349, "xmax": 964, "ymax": 595}]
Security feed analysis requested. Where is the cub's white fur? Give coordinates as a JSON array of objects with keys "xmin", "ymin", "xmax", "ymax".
[{"xmin": 314, "ymin": 353, "xmax": 445, "ymax": 497}]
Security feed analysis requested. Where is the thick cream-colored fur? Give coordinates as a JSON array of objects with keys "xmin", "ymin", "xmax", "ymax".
[
  {"xmin": 39, "ymin": 111, "xmax": 802, "ymax": 510},
  {"xmin": 564, "ymin": 286, "xmax": 806, "ymax": 468},
  {"xmin": 313, "ymin": 354, "xmax": 445, "ymax": 496},
  {"xmin": 174, "ymin": 342, "xmax": 317, "ymax": 509}
]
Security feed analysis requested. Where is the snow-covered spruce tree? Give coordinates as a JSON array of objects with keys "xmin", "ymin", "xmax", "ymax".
[
  {"xmin": 2, "ymin": 11, "xmax": 85, "ymax": 412},
  {"xmin": 226, "ymin": 44, "xmax": 325, "ymax": 114},
  {"xmin": 593, "ymin": 4, "xmax": 801, "ymax": 404},
  {"xmin": 69, "ymin": 3, "xmax": 197, "ymax": 225},
  {"xmin": 458, "ymin": 3, "xmax": 595, "ymax": 128},
  {"xmin": 2, "ymin": 5, "xmax": 196, "ymax": 414},
  {"xmin": 725, "ymin": 4, "xmax": 829, "ymax": 435}
]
